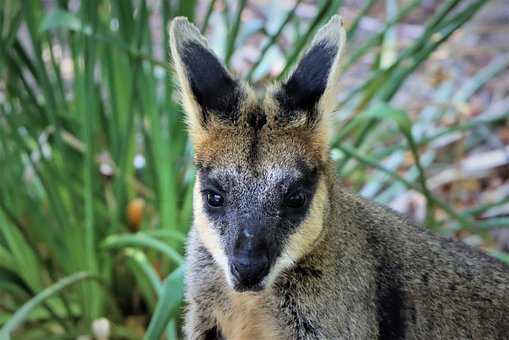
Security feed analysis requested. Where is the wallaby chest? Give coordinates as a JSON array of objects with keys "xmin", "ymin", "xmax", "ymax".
[{"xmin": 214, "ymin": 292, "xmax": 284, "ymax": 340}]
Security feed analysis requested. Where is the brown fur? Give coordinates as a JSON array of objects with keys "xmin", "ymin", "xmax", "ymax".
[{"xmin": 215, "ymin": 291, "xmax": 284, "ymax": 340}]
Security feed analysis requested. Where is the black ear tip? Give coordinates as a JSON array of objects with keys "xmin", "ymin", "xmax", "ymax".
[{"xmin": 273, "ymin": 14, "xmax": 346, "ymax": 120}]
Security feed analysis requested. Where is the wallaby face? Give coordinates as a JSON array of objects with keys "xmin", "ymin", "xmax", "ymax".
[{"xmin": 170, "ymin": 17, "xmax": 345, "ymax": 292}]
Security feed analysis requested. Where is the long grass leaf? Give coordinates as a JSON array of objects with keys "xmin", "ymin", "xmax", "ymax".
[
  {"xmin": 200, "ymin": 0, "xmax": 217, "ymax": 33},
  {"xmin": 246, "ymin": 0, "xmax": 304, "ymax": 81},
  {"xmin": 102, "ymin": 234, "xmax": 183, "ymax": 264},
  {"xmin": 224, "ymin": 0, "xmax": 247, "ymax": 66},
  {"xmin": 144, "ymin": 265, "xmax": 185, "ymax": 340},
  {"xmin": 0, "ymin": 272, "xmax": 100, "ymax": 339}
]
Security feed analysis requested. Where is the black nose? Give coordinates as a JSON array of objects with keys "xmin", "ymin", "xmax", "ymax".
[
  {"xmin": 231, "ymin": 225, "xmax": 271, "ymax": 290},
  {"xmin": 231, "ymin": 255, "xmax": 270, "ymax": 291}
]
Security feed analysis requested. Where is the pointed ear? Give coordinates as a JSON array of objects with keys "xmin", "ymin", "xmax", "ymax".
[
  {"xmin": 274, "ymin": 15, "xmax": 346, "ymax": 128},
  {"xmin": 169, "ymin": 17, "xmax": 243, "ymax": 141}
]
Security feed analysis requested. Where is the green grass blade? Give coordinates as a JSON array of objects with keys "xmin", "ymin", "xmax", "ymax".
[
  {"xmin": 0, "ymin": 212, "xmax": 43, "ymax": 291},
  {"xmin": 347, "ymin": 0, "xmax": 376, "ymax": 41},
  {"xmin": 0, "ymin": 272, "xmax": 100, "ymax": 339},
  {"xmin": 102, "ymin": 233, "xmax": 184, "ymax": 265},
  {"xmin": 341, "ymin": 0, "xmax": 420, "ymax": 72},
  {"xmin": 224, "ymin": 0, "xmax": 247, "ymax": 66},
  {"xmin": 246, "ymin": 0, "xmax": 304, "ymax": 81},
  {"xmin": 200, "ymin": 0, "xmax": 217, "ymax": 33},
  {"xmin": 144, "ymin": 265, "xmax": 185, "ymax": 340},
  {"xmin": 144, "ymin": 229, "xmax": 187, "ymax": 243},
  {"xmin": 124, "ymin": 248, "xmax": 162, "ymax": 294}
]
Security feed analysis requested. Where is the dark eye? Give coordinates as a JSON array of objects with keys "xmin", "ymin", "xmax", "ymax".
[
  {"xmin": 206, "ymin": 191, "xmax": 224, "ymax": 208},
  {"xmin": 285, "ymin": 191, "xmax": 307, "ymax": 209}
]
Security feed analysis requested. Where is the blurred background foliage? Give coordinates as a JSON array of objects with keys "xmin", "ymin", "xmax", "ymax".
[{"xmin": 0, "ymin": 0, "xmax": 508, "ymax": 338}]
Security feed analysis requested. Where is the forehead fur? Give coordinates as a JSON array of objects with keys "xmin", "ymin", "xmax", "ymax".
[
  {"xmin": 194, "ymin": 91, "xmax": 326, "ymax": 172},
  {"xmin": 170, "ymin": 15, "xmax": 346, "ymax": 168}
]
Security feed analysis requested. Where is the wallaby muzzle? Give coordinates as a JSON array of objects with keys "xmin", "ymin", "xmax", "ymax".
[{"xmin": 230, "ymin": 224, "xmax": 272, "ymax": 292}]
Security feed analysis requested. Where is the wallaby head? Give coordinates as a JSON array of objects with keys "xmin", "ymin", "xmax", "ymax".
[{"xmin": 170, "ymin": 16, "xmax": 346, "ymax": 292}]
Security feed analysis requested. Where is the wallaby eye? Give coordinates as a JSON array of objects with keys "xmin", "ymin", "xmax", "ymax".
[
  {"xmin": 285, "ymin": 191, "xmax": 307, "ymax": 209},
  {"xmin": 206, "ymin": 191, "xmax": 224, "ymax": 208}
]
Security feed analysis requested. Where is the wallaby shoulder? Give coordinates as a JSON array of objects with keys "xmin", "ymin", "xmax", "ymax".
[{"xmin": 331, "ymin": 178, "xmax": 509, "ymax": 339}]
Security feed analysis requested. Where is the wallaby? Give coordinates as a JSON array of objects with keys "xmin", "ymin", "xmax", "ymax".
[{"xmin": 169, "ymin": 15, "xmax": 509, "ymax": 340}]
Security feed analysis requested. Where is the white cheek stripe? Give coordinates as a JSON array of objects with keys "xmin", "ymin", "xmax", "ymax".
[
  {"xmin": 193, "ymin": 181, "xmax": 233, "ymax": 287},
  {"xmin": 264, "ymin": 178, "xmax": 327, "ymax": 287},
  {"xmin": 263, "ymin": 250, "xmax": 295, "ymax": 288}
]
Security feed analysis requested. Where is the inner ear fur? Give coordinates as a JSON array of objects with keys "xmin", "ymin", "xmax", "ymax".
[
  {"xmin": 169, "ymin": 17, "xmax": 246, "ymax": 141},
  {"xmin": 272, "ymin": 15, "xmax": 346, "ymax": 139}
]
